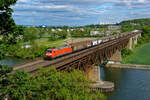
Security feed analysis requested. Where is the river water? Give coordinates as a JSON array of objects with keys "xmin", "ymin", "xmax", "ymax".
[
  {"xmin": 101, "ymin": 67, "xmax": 150, "ymax": 100},
  {"xmin": 1, "ymin": 57, "xmax": 150, "ymax": 100},
  {"xmin": 0, "ymin": 57, "xmax": 26, "ymax": 66}
]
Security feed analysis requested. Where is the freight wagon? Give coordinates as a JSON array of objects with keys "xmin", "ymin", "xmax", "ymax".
[{"xmin": 45, "ymin": 38, "xmax": 110, "ymax": 59}]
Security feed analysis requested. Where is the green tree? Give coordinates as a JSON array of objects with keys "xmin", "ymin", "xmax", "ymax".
[
  {"xmin": 57, "ymin": 30, "xmax": 67, "ymax": 39},
  {"xmin": 142, "ymin": 26, "xmax": 150, "ymax": 36},
  {"xmin": 1, "ymin": 67, "xmax": 106, "ymax": 100},
  {"xmin": 38, "ymin": 28, "xmax": 45, "ymax": 39},
  {"xmin": 0, "ymin": 0, "xmax": 18, "ymax": 41},
  {"xmin": 0, "ymin": 43, "xmax": 5, "ymax": 59},
  {"xmin": 0, "ymin": 0, "xmax": 22, "ymax": 59},
  {"xmin": 121, "ymin": 48, "xmax": 133, "ymax": 58},
  {"xmin": 23, "ymin": 27, "xmax": 38, "ymax": 42},
  {"xmin": 0, "ymin": 65, "xmax": 13, "ymax": 99}
]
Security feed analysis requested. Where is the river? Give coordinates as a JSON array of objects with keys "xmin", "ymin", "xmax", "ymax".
[
  {"xmin": 101, "ymin": 67, "xmax": 150, "ymax": 100},
  {"xmin": 0, "ymin": 57, "xmax": 27, "ymax": 66}
]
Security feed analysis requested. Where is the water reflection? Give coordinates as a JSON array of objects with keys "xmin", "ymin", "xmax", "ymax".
[
  {"xmin": 101, "ymin": 67, "xmax": 150, "ymax": 100},
  {"xmin": 0, "ymin": 57, "xmax": 26, "ymax": 66}
]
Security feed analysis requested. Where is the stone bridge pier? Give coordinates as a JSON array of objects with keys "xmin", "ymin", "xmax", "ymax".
[
  {"xmin": 85, "ymin": 65, "xmax": 114, "ymax": 92},
  {"xmin": 127, "ymin": 33, "xmax": 141, "ymax": 50},
  {"xmin": 86, "ymin": 65, "xmax": 100, "ymax": 82}
]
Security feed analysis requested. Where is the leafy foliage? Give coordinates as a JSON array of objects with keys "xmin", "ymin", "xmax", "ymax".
[
  {"xmin": 23, "ymin": 27, "xmax": 38, "ymax": 42},
  {"xmin": 0, "ymin": 65, "xmax": 13, "ymax": 99},
  {"xmin": 122, "ymin": 43, "xmax": 150, "ymax": 65},
  {"xmin": 121, "ymin": 48, "xmax": 133, "ymax": 58},
  {"xmin": 48, "ymin": 30, "xmax": 67, "ymax": 41},
  {"xmin": 0, "ymin": 0, "xmax": 21, "ymax": 43},
  {"xmin": 136, "ymin": 26, "xmax": 150, "ymax": 47},
  {"xmin": 120, "ymin": 18, "xmax": 150, "ymax": 26},
  {"xmin": 0, "ymin": 0, "xmax": 24, "ymax": 59},
  {"xmin": 121, "ymin": 19, "xmax": 150, "ymax": 64},
  {"xmin": 70, "ymin": 27, "xmax": 91, "ymax": 37},
  {"xmin": 120, "ymin": 18, "xmax": 150, "ymax": 33},
  {"xmin": 0, "ymin": 43, "xmax": 6, "ymax": 59},
  {"xmin": 0, "ymin": 67, "xmax": 106, "ymax": 100},
  {"xmin": 6, "ymin": 44, "xmax": 47, "ymax": 59}
]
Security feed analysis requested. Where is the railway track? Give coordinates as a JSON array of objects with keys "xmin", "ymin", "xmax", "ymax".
[{"xmin": 12, "ymin": 32, "xmax": 140, "ymax": 74}]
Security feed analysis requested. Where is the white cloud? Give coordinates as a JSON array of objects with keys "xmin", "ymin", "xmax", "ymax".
[
  {"xmin": 18, "ymin": 0, "xmax": 28, "ymax": 2},
  {"xmin": 12, "ymin": 0, "xmax": 150, "ymax": 25},
  {"xmin": 138, "ymin": 0, "xmax": 145, "ymax": 3},
  {"xmin": 39, "ymin": 5, "xmax": 70, "ymax": 9}
]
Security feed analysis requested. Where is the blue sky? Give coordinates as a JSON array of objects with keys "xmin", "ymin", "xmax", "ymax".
[{"xmin": 12, "ymin": 0, "xmax": 150, "ymax": 26}]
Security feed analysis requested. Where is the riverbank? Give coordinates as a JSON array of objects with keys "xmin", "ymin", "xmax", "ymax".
[
  {"xmin": 0, "ymin": 57, "xmax": 27, "ymax": 66},
  {"xmin": 122, "ymin": 43, "xmax": 150, "ymax": 65},
  {"xmin": 106, "ymin": 64, "xmax": 150, "ymax": 70}
]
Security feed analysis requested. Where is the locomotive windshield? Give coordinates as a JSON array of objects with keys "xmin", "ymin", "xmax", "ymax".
[{"xmin": 47, "ymin": 50, "xmax": 52, "ymax": 53}]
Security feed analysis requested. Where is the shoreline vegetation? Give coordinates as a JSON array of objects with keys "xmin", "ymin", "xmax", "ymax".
[
  {"xmin": 0, "ymin": 65, "xmax": 106, "ymax": 100},
  {"xmin": 121, "ymin": 20, "xmax": 150, "ymax": 65},
  {"xmin": 122, "ymin": 43, "xmax": 150, "ymax": 65}
]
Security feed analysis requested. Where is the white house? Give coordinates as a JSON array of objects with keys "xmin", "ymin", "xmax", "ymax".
[
  {"xmin": 57, "ymin": 28, "xmax": 63, "ymax": 31},
  {"xmin": 107, "ymin": 25, "xmax": 121, "ymax": 30},
  {"xmin": 51, "ymin": 29, "xmax": 56, "ymax": 32},
  {"xmin": 90, "ymin": 31, "xmax": 104, "ymax": 36}
]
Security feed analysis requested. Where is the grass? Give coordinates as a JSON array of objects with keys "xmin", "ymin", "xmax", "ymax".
[
  {"xmin": 36, "ymin": 38, "xmax": 67, "ymax": 46},
  {"xmin": 21, "ymin": 38, "xmax": 68, "ymax": 48},
  {"xmin": 122, "ymin": 43, "xmax": 150, "ymax": 65}
]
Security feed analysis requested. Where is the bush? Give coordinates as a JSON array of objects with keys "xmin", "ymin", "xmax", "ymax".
[
  {"xmin": 121, "ymin": 48, "xmax": 133, "ymax": 58},
  {"xmin": 7, "ymin": 44, "xmax": 47, "ymax": 59},
  {"xmin": 23, "ymin": 27, "xmax": 38, "ymax": 42},
  {"xmin": 0, "ymin": 67, "xmax": 106, "ymax": 100}
]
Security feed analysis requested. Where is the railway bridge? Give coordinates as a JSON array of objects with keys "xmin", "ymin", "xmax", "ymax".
[{"xmin": 13, "ymin": 30, "xmax": 141, "ymax": 89}]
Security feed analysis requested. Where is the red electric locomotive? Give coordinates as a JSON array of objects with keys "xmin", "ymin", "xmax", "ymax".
[{"xmin": 45, "ymin": 46, "xmax": 72, "ymax": 59}]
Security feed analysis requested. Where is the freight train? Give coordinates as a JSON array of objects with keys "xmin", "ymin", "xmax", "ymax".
[
  {"xmin": 45, "ymin": 39, "xmax": 106, "ymax": 59},
  {"xmin": 45, "ymin": 31, "xmax": 140, "ymax": 59}
]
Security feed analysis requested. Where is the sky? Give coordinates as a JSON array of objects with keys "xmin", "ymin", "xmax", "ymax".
[{"xmin": 12, "ymin": 0, "xmax": 150, "ymax": 26}]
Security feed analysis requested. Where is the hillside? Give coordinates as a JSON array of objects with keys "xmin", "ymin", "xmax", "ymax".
[
  {"xmin": 118, "ymin": 18, "xmax": 150, "ymax": 32},
  {"xmin": 119, "ymin": 18, "xmax": 150, "ymax": 26}
]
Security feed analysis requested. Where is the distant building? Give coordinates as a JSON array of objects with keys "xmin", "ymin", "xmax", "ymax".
[
  {"xmin": 70, "ymin": 29, "xmax": 74, "ymax": 31},
  {"xmin": 90, "ymin": 31, "xmax": 104, "ymax": 36},
  {"xmin": 107, "ymin": 25, "xmax": 121, "ymax": 30},
  {"xmin": 100, "ymin": 22, "xmax": 112, "ymax": 25},
  {"xmin": 42, "ymin": 25, "xmax": 46, "ymax": 28},
  {"xmin": 67, "ymin": 29, "xmax": 70, "ymax": 32},
  {"xmin": 18, "ymin": 35, "xmax": 23, "ymax": 39},
  {"xmin": 132, "ymin": 30, "xmax": 140, "ymax": 32},
  {"xmin": 106, "ymin": 31, "xmax": 112, "ymax": 36},
  {"xmin": 131, "ymin": 23, "xmax": 137, "ymax": 25},
  {"xmin": 57, "ymin": 28, "xmax": 63, "ymax": 31},
  {"xmin": 51, "ymin": 29, "xmax": 56, "ymax": 32},
  {"xmin": 80, "ymin": 28, "xmax": 84, "ymax": 31}
]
